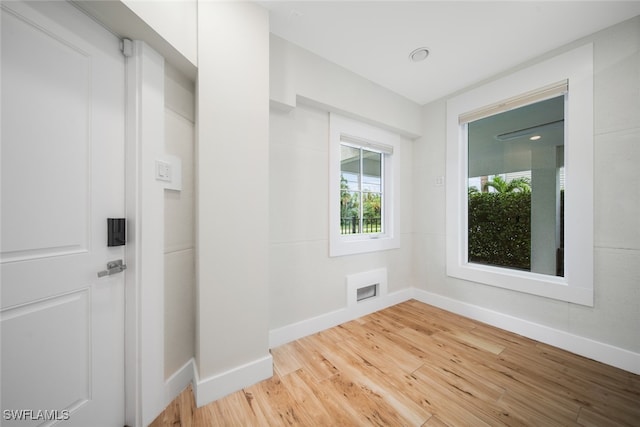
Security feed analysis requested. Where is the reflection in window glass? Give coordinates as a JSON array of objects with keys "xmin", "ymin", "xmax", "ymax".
[
  {"xmin": 340, "ymin": 145, "xmax": 383, "ymax": 235},
  {"xmin": 467, "ymin": 96, "xmax": 565, "ymax": 276}
]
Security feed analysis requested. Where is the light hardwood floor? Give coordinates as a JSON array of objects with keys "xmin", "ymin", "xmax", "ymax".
[{"xmin": 150, "ymin": 300, "xmax": 640, "ymax": 426}]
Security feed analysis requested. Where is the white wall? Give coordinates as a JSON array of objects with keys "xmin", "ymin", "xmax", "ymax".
[
  {"xmin": 163, "ymin": 63, "xmax": 195, "ymax": 379},
  {"xmin": 270, "ymin": 35, "xmax": 422, "ymax": 139},
  {"xmin": 269, "ymin": 103, "xmax": 415, "ymax": 331},
  {"xmin": 195, "ymin": 1, "xmax": 272, "ymax": 407},
  {"xmin": 414, "ymin": 17, "xmax": 640, "ymax": 356},
  {"xmin": 122, "ymin": 0, "xmax": 197, "ymax": 66},
  {"xmin": 268, "ymin": 37, "xmax": 421, "ymax": 337},
  {"xmin": 75, "ymin": 1, "xmax": 196, "ymax": 80}
]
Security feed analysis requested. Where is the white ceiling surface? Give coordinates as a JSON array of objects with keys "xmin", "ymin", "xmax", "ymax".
[{"xmin": 263, "ymin": 1, "xmax": 640, "ymax": 105}]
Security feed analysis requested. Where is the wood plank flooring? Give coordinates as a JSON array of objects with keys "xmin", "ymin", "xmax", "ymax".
[{"xmin": 150, "ymin": 300, "xmax": 640, "ymax": 426}]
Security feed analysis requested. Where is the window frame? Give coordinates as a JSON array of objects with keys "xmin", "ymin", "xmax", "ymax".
[
  {"xmin": 446, "ymin": 44, "xmax": 594, "ymax": 306},
  {"xmin": 329, "ymin": 113, "xmax": 401, "ymax": 257}
]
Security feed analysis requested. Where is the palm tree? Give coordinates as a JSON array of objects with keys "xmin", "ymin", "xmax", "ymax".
[
  {"xmin": 507, "ymin": 177, "xmax": 532, "ymax": 193},
  {"xmin": 483, "ymin": 176, "xmax": 509, "ymax": 193},
  {"xmin": 483, "ymin": 176, "xmax": 531, "ymax": 193}
]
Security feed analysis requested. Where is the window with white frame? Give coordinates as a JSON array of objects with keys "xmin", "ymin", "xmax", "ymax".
[
  {"xmin": 329, "ymin": 114, "xmax": 400, "ymax": 257},
  {"xmin": 446, "ymin": 44, "xmax": 594, "ymax": 306}
]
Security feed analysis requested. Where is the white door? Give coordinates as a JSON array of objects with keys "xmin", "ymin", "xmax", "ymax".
[{"xmin": 1, "ymin": 1, "xmax": 125, "ymax": 426}]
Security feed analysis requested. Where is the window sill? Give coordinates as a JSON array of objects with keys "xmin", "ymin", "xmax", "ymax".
[
  {"xmin": 447, "ymin": 261, "xmax": 593, "ymax": 306},
  {"xmin": 329, "ymin": 234, "xmax": 399, "ymax": 257}
]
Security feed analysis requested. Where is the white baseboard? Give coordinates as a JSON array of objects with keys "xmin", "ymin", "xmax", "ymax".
[
  {"xmin": 413, "ymin": 289, "xmax": 640, "ymax": 375},
  {"xmin": 194, "ymin": 354, "xmax": 273, "ymax": 408},
  {"xmin": 164, "ymin": 358, "xmax": 196, "ymax": 406},
  {"xmin": 269, "ymin": 288, "xmax": 413, "ymax": 348}
]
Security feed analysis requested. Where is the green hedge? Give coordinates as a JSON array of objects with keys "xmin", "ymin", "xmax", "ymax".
[{"xmin": 468, "ymin": 192, "xmax": 531, "ymax": 270}]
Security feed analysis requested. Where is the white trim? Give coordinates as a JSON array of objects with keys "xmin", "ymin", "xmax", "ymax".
[
  {"xmin": 124, "ymin": 40, "xmax": 165, "ymax": 427},
  {"xmin": 164, "ymin": 358, "xmax": 196, "ymax": 406},
  {"xmin": 346, "ymin": 268, "xmax": 388, "ymax": 307},
  {"xmin": 340, "ymin": 134, "xmax": 394, "ymax": 155},
  {"xmin": 459, "ymin": 80, "xmax": 568, "ymax": 125},
  {"xmin": 269, "ymin": 288, "xmax": 413, "ymax": 348},
  {"xmin": 194, "ymin": 355, "xmax": 273, "ymax": 407},
  {"xmin": 413, "ymin": 289, "xmax": 640, "ymax": 376},
  {"xmin": 446, "ymin": 43, "xmax": 594, "ymax": 306},
  {"xmin": 124, "ymin": 41, "xmax": 140, "ymax": 427},
  {"xmin": 329, "ymin": 113, "xmax": 401, "ymax": 257}
]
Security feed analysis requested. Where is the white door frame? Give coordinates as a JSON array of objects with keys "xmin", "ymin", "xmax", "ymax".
[{"xmin": 123, "ymin": 39, "xmax": 166, "ymax": 427}]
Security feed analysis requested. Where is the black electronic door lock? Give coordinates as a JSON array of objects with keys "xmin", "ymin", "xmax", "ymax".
[{"xmin": 107, "ymin": 218, "xmax": 126, "ymax": 247}]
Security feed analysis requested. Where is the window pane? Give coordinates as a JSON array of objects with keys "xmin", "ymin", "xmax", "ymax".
[
  {"xmin": 339, "ymin": 146, "xmax": 384, "ymax": 236},
  {"xmin": 341, "ymin": 145, "xmax": 360, "ymax": 191},
  {"xmin": 340, "ymin": 191, "xmax": 360, "ymax": 234},
  {"xmin": 362, "ymin": 192, "xmax": 382, "ymax": 233},
  {"xmin": 362, "ymin": 150, "xmax": 382, "ymax": 192},
  {"xmin": 467, "ymin": 95, "xmax": 564, "ymax": 277}
]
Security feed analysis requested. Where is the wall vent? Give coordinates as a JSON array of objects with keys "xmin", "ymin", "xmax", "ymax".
[
  {"xmin": 346, "ymin": 268, "xmax": 387, "ymax": 307},
  {"xmin": 356, "ymin": 284, "xmax": 378, "ymax": 302}
]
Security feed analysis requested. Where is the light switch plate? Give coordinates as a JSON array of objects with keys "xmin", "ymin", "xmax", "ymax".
[
  {"xmin": 156, "ymin": 155, "xmax": 182, "ymax": 191},
  {"xmin": 156, "ymin": 160, "xmax": 171, "ymax": 182}
]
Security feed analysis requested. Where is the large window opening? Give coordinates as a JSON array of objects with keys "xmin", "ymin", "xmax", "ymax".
[
  {"xmin": 445, "ymin": 44, "xmax": 594, "ymax": 306},
  {"xmin": 467, "ymin": 95, "xmax": 565, "ymax": 277}
]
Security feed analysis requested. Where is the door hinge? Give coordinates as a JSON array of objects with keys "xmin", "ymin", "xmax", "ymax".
[{"xmin": 120, "ymin": 38, "xmax": 133, "ymax": 57}]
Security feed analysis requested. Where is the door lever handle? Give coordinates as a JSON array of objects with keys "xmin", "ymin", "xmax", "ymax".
[{"xmin": 97, "ymin": 259, "xmax": 127, "ymax": 278}]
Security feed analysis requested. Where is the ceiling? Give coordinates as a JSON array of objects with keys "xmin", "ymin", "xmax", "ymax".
[{"xmin": 262, "ymin": 1, "xmax": 640, "ymax": 105}]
